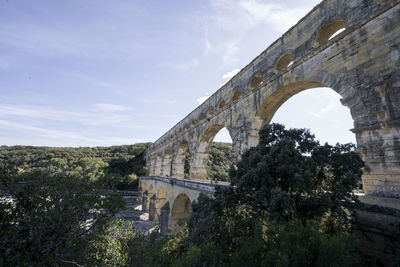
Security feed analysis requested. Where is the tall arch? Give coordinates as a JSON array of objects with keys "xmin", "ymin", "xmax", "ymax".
[
  {"xmin": 172, "ymin": 140, "xmax": 189, "ymax": 178},
  {"xmin": 169, "ymin": 193, "xmax": 192, "ymax": 234},
  {"xmin": 162, "ymin": 148, "xmax": 173, "ymax": 176},
  {"xmin": 191, "ymin": 124, "xmax": 233, "ymax": 179},
  {"xmin": 154, "ymin": 153, "xmax": 162, "ymax": 176},
  {"xmin": 248, "ymin": 68, "xmax": 360, "ymax": 148},
  {"xmin": 156, "ymin": 187, "xmax": 167, "ymax": 221},
  {"xmin": 251, "ymin": 81, "xmax": 325, "ymax": 138}
]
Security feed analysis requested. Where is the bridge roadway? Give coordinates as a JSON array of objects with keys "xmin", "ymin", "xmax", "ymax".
[{"xmin": 139, "ymin": 176, "xmax": 229, "ymax": 234}]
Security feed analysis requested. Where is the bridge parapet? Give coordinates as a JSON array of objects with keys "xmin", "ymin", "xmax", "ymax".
[{"xmin": 140, "ymin": 176, "xmax": 229, "ymax": 194}]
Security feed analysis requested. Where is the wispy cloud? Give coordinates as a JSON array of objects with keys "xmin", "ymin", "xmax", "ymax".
[
  {"xmin": 202, "ymin": 23, "xmax": 212, "ymax": 55},
  {"xmin": 307, "ymin": 99, "xmax": 340, "ymax": 119},
  {"xmin": 65, "ymin": 72, "xmax": 114, "ymax": 89},
  {"xmin": 92, "ymin": 103, "xmax": 132, "ymax": 112},
  {"xmin": 159, "ymin": 58, "xmax": 199, "ymax": 71},
  {"xmin": 237, "ymin": 0, "xmax": 309, "ymax": 32},
  {"xmin": 0, "ymin": 13, "xmax": 150, "ymax": 62},
  {"xmin": 0, "ymin": 119, "xmax": 145, "ymax": 146},
  {"xmin": 204, "ymin": 0, "xmax": 315, "ymax": 68},
  {"xmin": 0, "ymin": 104, "xmax": 132, "ymax": 126},
  {"xmin": 0, "ymin": 119, "xmax": 99, "ymax": 143},
  {"xmin": 140, "ymin": 98, "xmax": 177, "ymax": 105}
]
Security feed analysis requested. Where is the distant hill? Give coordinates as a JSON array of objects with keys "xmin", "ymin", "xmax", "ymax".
[
  {"xmin": 0, "ymin": 141, "xmax": 234, "ymax": 188},
  {"xmin": 0, "ymin": 143, "xmax": 152, "ymax": 190}
]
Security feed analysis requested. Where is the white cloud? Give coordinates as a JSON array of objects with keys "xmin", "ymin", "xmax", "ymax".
[
  {"xmin": 237, "ymin": 0, "xmax": 309, "ymax": 32},
  {"xmin": 222, "ymin": 68, "xmax": 240, "ymax": 80},
  {"xmin": 204, "ymin": 0, "xmax": 317, "ymax": 68},
  {"xmin": 197, "ymin": 93, "xmax": 211, "ymax": 105},
  {"xmin": 203, "ymin": 24, "xmax": 212, "ymax": 55},
  {"xmin": 92, "ymin": 103, "xmax": 132, "ymax": 112}
]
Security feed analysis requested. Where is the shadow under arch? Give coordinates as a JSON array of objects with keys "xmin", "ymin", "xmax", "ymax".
[
  {"xmin": 191, "ymin": 124, "xmax": 234, "ymax": 180},
  {"xmin": 147, "ymin": 184, "xmax": 154, "ymax": 211},
  {"xmin": 141, "ymin": 181, "xmax": 146, "ymax": 194},
  {"xmin": 169, "ymin": 193, "xmax": 192, "ymax": 234},
  {"xmin": 155, "ymin": 187, "xmax": 167, "ymax": 221}
]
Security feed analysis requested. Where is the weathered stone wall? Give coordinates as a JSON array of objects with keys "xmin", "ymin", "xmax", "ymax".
[{"xmin": 145, "ymin": 0, "xmax": 400, "ymax": 200}]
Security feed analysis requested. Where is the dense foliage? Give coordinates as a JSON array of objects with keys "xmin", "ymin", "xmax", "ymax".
[
  {"xmin": 207, "ymin": 142, "xmax": 235, "ymax": 181},
  {"xmin": 0, "ymin": 143, "xmax": 151, "ymax": 190},
  {"xmin": 185, "ymin": 123, "xmax": 364, "ymax": 265},
  {"xmin": 0, "ymin": 165, "xmax": 125, "ymax": 265},
  {"xmin": 0, "ymin": 143, "xmax": 149, "ymax": 265}
]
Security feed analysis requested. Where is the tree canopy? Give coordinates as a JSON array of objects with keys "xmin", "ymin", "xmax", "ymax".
[{"xmin": 186, "ymin": 123, "xmax": 364, "ymax": 265}]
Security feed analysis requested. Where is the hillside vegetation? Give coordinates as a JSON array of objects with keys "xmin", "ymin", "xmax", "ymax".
[
  {"xmin": 0, "ymin": 141, "xmax": 234, "ymax": 186},
  {"xmin": 0, "ymin": 143, "xmax": 151, "ymax": 190}
]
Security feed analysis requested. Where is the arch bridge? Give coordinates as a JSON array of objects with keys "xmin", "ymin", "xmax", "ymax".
[{"xmin": 140, "ymin": 0, "xmax": 400, "ymax": 259}]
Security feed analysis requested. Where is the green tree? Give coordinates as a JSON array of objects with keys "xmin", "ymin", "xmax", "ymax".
[
  {"xmin": 187, "ymin": 123, "xmax": 364, "ymax": 265},
  {"xmin": 0, "ymin": 165, "xmax": 124, "ymax": 266},
  {"xmin": 229, "ymin": 123, "xmax": 364, "ymax": 224},
  {"xmin": 207, "ymin": 142, "xmax": 235, "ymax": 181}
]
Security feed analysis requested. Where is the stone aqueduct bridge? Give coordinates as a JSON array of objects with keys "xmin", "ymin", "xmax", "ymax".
[{"xmin": 139, "ymin": 0, "xmax": 400, "ymax": 240}]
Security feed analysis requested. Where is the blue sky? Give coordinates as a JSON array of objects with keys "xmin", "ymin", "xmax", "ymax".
[{"xmin": 0, "ymin": 0, "xmax": 355, "ymax": 147}]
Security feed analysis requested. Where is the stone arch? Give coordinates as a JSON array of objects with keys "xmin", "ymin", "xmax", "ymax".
[
  {"xmin": 162, "ymin": 147, "xmax": 173, "ymax": 176},
  {"xmin": 154, "ymin": 153, "xmax": 162, "ymax": 175},
  {"xmin": 218, "ymin": 99, "xmax": 226, "ymax": 110},
  {"xmin": 156, "ymin": 187, "xmax": 167, "ymax": 221},
  {"xmin": 173, "ymin": 140, "xmax": 190, "ymax": 178},
  {"xmin": 207, "ymin": 107, "xmax": 214, "ymax": 117},
  {"xmin": 314, "ymin": 19, "xmax": 346, "ymax": 48},
  {"xmin": 249, "ymin": 74, "xmax": 263, "ymax": 89},
  {"xmin": 274, "ymin": 53, "xmax": 295, "ymax": 74},
  {"xmin": 191, "ymin": 124, "xmax": 233, "ymax": 179},
  {"xmin": 169, "ymin": 193, "xmax": 192, "ymax": 234},
  {"xmin": 248, "ymin": 69, "xmax": 361, "ymax": 147},
  {"xmin": 199, "ymin": 113, "xmax": 205, "ymax": 121},
  {"xmin": 231, "ymin": 87, "xmax": 241, "ymax": 101}
]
